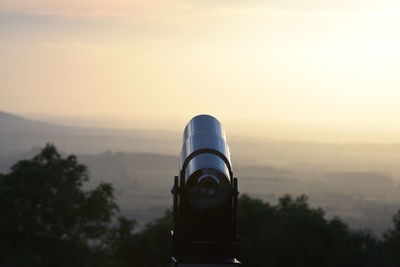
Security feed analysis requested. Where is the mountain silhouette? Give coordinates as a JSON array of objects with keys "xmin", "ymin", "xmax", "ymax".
[{"xmin": 0, "ymin": 110, "xmax": 180, "ymax": 155}]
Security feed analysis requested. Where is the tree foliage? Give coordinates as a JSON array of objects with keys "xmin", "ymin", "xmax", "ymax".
[
  {"xmin": 0, "ymin": 144, "xmax": 127, "ymax": 267},
  {"xmin": 238, "ymin": 194, "xmax": 391, "ymax": 267},
  {"xmin": 383, "ymin": 210, "xmax": 400, "ymax": 266},
  {"xmin": 115, "ymin": 210, "xmax": 172, "ymax": 267}
]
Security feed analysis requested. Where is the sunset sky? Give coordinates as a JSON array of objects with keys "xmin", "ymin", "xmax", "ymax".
[{"xmin": 1, "ymin": 0, "xmax": 400, "ymax": 142}]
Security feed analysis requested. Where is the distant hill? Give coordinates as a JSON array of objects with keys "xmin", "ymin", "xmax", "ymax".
[
  {"xmin": 0, "ymin": 110, "xmax": 180, "ymax": 155},
  {"xmin": 0, "ymin": 110, "xmax": 73, "ymax": 134}
]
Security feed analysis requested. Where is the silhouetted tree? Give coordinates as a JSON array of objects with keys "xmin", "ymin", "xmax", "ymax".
[
  {"xmin": 238, "ymin": 194, "xmax": 391, "ymax": 267},
  {"xmin": 383, "ymin": 210, "xmax": 400, "ymax": 266},
  {"xmin": 0, "ymin": 144, "xmax": 127, "ymax": 267},
  {"xmin": 115, "ymin": 210, "xmax": 172, "ymax": 267}
]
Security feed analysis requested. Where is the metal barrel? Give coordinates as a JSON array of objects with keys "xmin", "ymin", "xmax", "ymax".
[{"xmin": 179, "ymin": 114, "xmax": 232, "ymax": 185}]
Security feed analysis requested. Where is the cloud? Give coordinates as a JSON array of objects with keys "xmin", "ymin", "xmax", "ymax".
[
  {"xmin": 0, "ymin": 0, "xmax": 190, "ymax": 20},
  {"xmin": 0, "ymin": 0, "xmax": 385, "ymax": 18},
  {"xmin": 39, "ymin": 41, "xmax": 117, "ymax": 55},
  {"xmin": 1, "ymin": 0, "xmax": 399, "ymax": 26}
]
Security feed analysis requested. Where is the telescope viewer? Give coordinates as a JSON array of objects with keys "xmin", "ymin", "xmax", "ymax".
[{"xmin": 171, "ymin": 115, "xmax": 240, "ymax": 267}]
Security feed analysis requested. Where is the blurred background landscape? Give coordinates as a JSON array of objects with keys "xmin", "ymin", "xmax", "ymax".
[{"xmin": 1, "ymin": 110, "xmax": 399, "ymax": 235}]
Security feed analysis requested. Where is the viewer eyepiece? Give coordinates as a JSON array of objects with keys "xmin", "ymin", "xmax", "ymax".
[{"xmin": 187, "ymin": 170, "xmax": 231, "ymax": 211}]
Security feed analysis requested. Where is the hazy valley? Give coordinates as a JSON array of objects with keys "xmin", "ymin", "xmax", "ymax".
[{"xmin": 1, "ymin": 111, "xmax": 399, "ymax": 235}]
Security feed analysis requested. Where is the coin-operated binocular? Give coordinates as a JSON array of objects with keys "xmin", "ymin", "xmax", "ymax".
[{"xmin": 171, "ymin": 115, "xmax": 240, "ymax": 267}]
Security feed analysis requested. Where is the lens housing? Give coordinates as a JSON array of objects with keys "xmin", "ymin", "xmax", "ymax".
[{"xmin": 185, "ymin": 168, "xmax": 231, "ymax": 211}]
